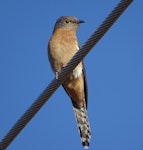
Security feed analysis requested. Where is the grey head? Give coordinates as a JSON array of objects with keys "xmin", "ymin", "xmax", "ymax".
[{"xmin": 53, "ymin": 16, "xmax": 84, "ymax": 32}]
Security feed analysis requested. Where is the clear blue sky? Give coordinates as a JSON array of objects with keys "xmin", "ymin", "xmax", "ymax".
[{"xmin": 0, "ymin": 0, "xmax": 143, "ymax": 150}]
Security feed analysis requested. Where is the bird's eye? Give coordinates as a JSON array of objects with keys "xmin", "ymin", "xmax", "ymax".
[{"xmin": 65, "ymin": 20, "xmax": 70, "ymax": 24}]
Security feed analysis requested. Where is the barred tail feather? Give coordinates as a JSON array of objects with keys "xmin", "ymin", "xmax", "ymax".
[{"xmin": 73, "ymin": 105, "xmax": 91, "ymax": 149}]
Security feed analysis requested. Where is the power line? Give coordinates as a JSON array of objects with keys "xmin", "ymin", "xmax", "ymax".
[{"xmin": 0, "ymin": 0, "xmax": 133, "ymax": 149}]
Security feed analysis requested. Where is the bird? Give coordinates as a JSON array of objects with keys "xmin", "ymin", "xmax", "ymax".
[{"xmin": 48, "ymin": 16, "xmax": 91, "ymax": 149}]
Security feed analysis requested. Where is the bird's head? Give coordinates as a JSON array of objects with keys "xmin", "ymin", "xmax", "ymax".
[{"xmin": 53, "ymin": 16, "xmax": 84, "ymax": 32}]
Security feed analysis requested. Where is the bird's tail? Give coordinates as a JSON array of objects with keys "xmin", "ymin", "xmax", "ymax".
[{"xmin": 73, "ymin": 105, "xmax": 91, "ymax": 149}]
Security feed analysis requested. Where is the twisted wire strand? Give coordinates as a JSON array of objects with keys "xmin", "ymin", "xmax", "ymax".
[{"xmin": 0, "ymin": 0, "xmax": 133, "ymax": 149}]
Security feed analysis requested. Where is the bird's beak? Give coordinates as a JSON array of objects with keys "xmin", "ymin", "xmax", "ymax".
[{"xmin": 78, "ymin": 20, "xmax": 85, "ymax": 24}]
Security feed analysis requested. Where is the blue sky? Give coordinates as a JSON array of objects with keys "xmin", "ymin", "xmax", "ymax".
[{"xmin": 0, "ymin": 0, "xmax": 143, "ymax": 150}]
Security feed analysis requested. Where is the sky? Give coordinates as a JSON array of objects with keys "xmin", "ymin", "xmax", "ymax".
[{"xmin": 0, "ymin": 0, "xmax": 143, "ymax": 150}]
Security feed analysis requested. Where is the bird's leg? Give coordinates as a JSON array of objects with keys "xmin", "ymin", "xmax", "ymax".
[
  {"xmin": 55, "ymin": 65, "xmax": 65, "ymax": 79},
  {"xmin": 55, "ymin": 71, "xmax": 59, "ymax": 79}
]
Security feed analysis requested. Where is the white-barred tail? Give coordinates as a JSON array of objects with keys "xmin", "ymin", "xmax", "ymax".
[{"xmin": 73, "ymin": 105, "xmax": 91, "ymax": 149}]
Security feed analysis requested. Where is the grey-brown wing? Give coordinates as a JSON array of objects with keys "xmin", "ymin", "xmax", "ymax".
[
  {"xmin": 62, "ymin": 61, "xmax": 88, "ymax": 109},
  {"xmin": 82, "ymin": 62, "xmax": 88, "ymax": 108}
]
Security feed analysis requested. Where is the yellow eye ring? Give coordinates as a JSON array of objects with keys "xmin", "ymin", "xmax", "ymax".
[{"xmin": 65, "ymin": 20, "xmax": 70, "ymax": 24}]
